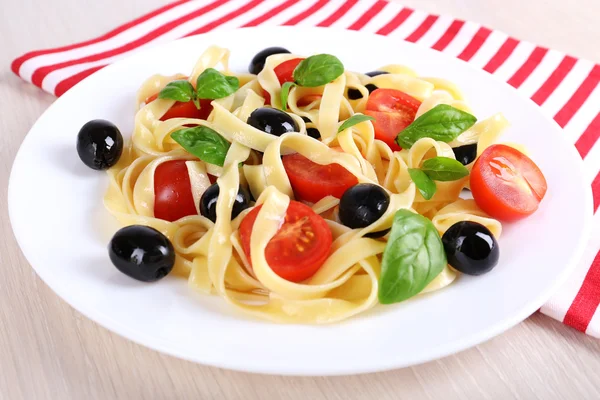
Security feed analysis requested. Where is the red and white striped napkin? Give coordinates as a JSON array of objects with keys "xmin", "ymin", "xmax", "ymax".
[{"xmin": 11, "ymin": 0, "xmax": 600, "ymax": 336}]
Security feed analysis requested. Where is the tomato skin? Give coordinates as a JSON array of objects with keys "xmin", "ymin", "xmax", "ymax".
[
  {"xmin": 239, "ymin": 201, "xmax": 332, "ymax": 282},
  {"xmin": 146, "ymin": 94, "xmax": 213, "ymax": 121},
  {"xmin": 470, "ymin": 144, "xmax": 547, "ymax": 221},
  {"xmin": 261, "ymin": 58, "xmax": 306, "ymax": 106},
  {"xmin": 365, "ymin": 88, "xmax": 421, "ymax": 151},
  {"xmin": 153, "ymin": 160, "xmax": 198, "ymax": 222},
  {"xmin": 282, "ymin": 153, "xmax": 358, "ymax": 203},
  {"xmin": 274, "ymin": 58, "xmax": 304, "ymax": 84}
]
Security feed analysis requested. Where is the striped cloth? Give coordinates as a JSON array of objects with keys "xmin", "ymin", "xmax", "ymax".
[{"xmin": 11, "ymin": 0, "xmax": 600, "ymax": 336}]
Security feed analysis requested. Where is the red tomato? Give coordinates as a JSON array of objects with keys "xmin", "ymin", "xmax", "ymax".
[
  {"xmin": 146, "ymin": 94, "xmax": 213, "ymax": 121},
  {"xmin": 364, "ymin": 88, "xmax": 421, "ymax": 151},
  {"xmin": 470, "ymin": 144, "xmax": 547, "ymax": 221},
  {"xmin": 261, "ymin": 58, "xmax": 305, "ymax": 105},
  {"xmin": 274, "ymin": 57, "xmax": 304, "ymax": 84},
  {"xmin": 239, "ymin": 201, "xmax": 332, "ymax": 282},
  {"xmin": 282, "ymin": 153, "xmax": 358, "ymax": 203},
  {"xmin": 153, "ymin": 160, "xmax": 198, "ymax": 222}
]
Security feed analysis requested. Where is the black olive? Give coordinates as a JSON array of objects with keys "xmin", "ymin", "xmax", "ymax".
[
  {"xmin": 452, "ymin": 143, "xmax": 478, "ymax": 165},
  {"xmin": 307, "ymin": 127, "xmax": 321, "ymax": 140},
  {"xmin": 347, "ymin": 83, "xmax": 378, "ymax": 100},
  {"xmin": 442, "ymin": 221, "xmax": 499, "ymax": 276},
  {"xmin": 339, "ymin": 184, "xmax": 390, "ymax": 237},
  {"xmin": 200, "ymin": 183, "xmax": 251, "ymax": 223},
  {"xmin": 76, "ymin": 119, "xmax": 123, "ymax": 170},
  {"xmin": 301, "ymin": 116, "xmax": 311, "ymax": 123},
  {"xmin": 247, "ymin": 107, "xmax": 298, "ymax": 136},
  {"xmin": 249, "ymin": 47, "xmax": 291, "ymax": 75},
  {"xmin": 365, "ymin": 70, "xmax": 389, "ymax": 77},
  {"xmin": 108, "ymin": 225, "xmax": 175, "ymax": 282}
]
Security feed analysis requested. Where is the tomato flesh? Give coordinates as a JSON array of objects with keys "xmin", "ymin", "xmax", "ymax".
[
  {"xmin": 282, "ymin": 153, "xmax": 358, "ymax": 203},
  {"xmin": 365, "ymin": 88, "xmax": 421, "ymax": 151},
  {"xmin": 154, "ymin": 160, "xmax": 198, "ymax": 222},
  {"xmin": 470, "ymin": 144, "xmax": 547, "ymax": 221},
  {"xmin": 146, "ymin": 94, "xmax": 213, "ymax": 121},
  {"xmin": 239, "ymin": 201, "xmax": 332, "ymax": 282}
]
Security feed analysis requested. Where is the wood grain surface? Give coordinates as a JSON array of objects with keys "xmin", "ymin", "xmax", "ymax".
[{"xmin": 1, "ymin": 0, "xmax": 599, "ymax": 398}]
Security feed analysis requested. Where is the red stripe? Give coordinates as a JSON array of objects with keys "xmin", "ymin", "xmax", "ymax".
[
  {"xmin": 54, "ymin": 66, "xmax": 105, "ymax": 96},
  {"xmin": 11, "ymin": 0, "xmax": 191, "ymax": 76},
  {"xmin": 554, "ymin": 65, "xmax": 600, "ymax": 128},
  {"xmin": 347, "ymin": 1, "xmax": 387, "ymax": 31},
  {"xmin": 243, "ymin": 0, "xmax": 299, "ymax": 27},
  {"xmin": 185, "ymin": 0, "xmax": 264, "ymax": 36},
  {"xmin": 563, "ymin": 250, "xmax": 600, "ymax": 332},
  {"xmin": 593, "ymin": 172, "xmax": 600, "ymax": 213},
  {"xmin": 457, "ymin": 26, "xmax": 492, "ymax": 61},
  {"xmin": 483, "ymin": 37, "xmax": 519, "ymax": 73},
  {"xmin": 317, "ymin": 0, "xmax": 358, "ymax": 27},
  {"xmin": 506, "ymin": 47, "xmax": 548, "ymax": 88},
  {"xmin": 575, "ymin": 113, "xmax": 600, "ymax": 159},
  {"xmin": 31, "ymin": 0, "xmax": 229, "ymax": 87},
  {"xmin": 431, "ymin": 20, "xmax": 465, "ymax": 51},
  {"xmin": 375, "ymin": 7, "xmax": 413, "ymax": 35},
  {"xmin": 530, "ymin": 55, "xmax": 577, "ymax": 106},
  {"xmin": 282, "ymin": 0, "xmax": 329, "ymax": 26},
  {"xmin": 405, "ymin": 15, "xmax": 438, "ymax": 43}
]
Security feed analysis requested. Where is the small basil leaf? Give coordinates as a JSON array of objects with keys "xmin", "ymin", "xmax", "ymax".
[
  {"xmin": 157, "ymin": 80, "xmax": 195, "ymax": 103},
  {"xmin": 408, "ymin": 168, "xmax": 437, "ymax": 200},
  {"xmin": 280, "ymin": 82, "xmax": 296, "ymax": 111},
  {"xmin": 396, "ymin": 104, "xmax": 477, "ymax": 149},
  {"xmin": 293, "ymin": 54, "xmax": 344, "ymax": 87},
  {"xmin": 421, "ymin": 157, "xmax": 470, "ymax": 181},
  {"xmin": 378, "ymin": 209, "xmax": 447, "ymax": 304},
  {"xmin": 171, "ymin": 126, "xmax": 230, "ymax": 166},
  {"xmin": 195, "ymin": 68, "xmax": 239, "ymax": 100},
  {"xmin": 338, "ymin": 114, "xmax": 375, "ymax": 133}
]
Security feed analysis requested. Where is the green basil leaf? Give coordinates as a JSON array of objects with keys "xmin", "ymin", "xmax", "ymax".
[
  {"xmin": 292, "ymin": 54, "xmax": 344, "ymax": 87},
  {"xmin": 421, "ymin": 157, "xmax": 470, "ymax": 181},
  {"xmin": 157, "ymin": 80, "xmax": 195, "ymax": 103},
  {"xmin": 407, "ymin": 168, "xmax": 437, "ymax": 200},
  {"xmin": 396, "ymin": 104, "xmax": 477, "ymax": 149},
  {"xmin": 338, "ymin": 113, "xmax": 375, "ymax": 133},
  {"xmin": 378, "ymin": 209, "xmax": 447, "ymax": 304},
  {"xmin": 280, "ymin": 82, "xmax": 296, "ymax": 111},
  {"xmin": 171, "ymin": 126, "xmax": 230, "ymax": 166},
  {"xmin": 195, "ymin": 68, "xmax": 239, "ymax": 100}
]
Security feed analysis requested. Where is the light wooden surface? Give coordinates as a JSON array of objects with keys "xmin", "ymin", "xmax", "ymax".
[{"xmin": 2, "ymin": 0, "xmax": 599, "ymax": 398}]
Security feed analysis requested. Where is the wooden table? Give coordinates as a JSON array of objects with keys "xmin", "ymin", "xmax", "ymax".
[{"xmin": 2, "ymin": 0, "xmax": 599, "ymax": 398}]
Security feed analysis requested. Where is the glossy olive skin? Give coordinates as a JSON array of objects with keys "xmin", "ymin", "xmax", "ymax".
[
  {"xmin": 247, "ymin": 107, "xmax": 298, "ymax": 136},
  {"xmin": 442, "ymin": 221, "xmax": 499, "ymax": 276},
  {"xmin": 76, "ymin": 119, "xmax": 123, "ymax": 170},
  {"xmin": 307, "ymin": 127, "xmax": 321, "ymax": 140},
  {"xmin": 452, "ymin": 143, "xmax": 478, "ymax": 165},
  {"xmin": 108, "ymin": 225, "xmax": 175, "ymax": 282},
  {"xmin": 339, "ymin": 184, "xmax": 390, "ymax": 238},
  {"xmin": 365, "ymin": 70, "xmax": 389, "ymax": 77},
  {"xmin": 200, "ymin": 183, "xmax": 251, "ymax": 223},
  {"xmin": 348, "ymin": 83, "xmax": 378, "ymax": 100},
  {"xmin": 248, "ymin": 46, "xmax": 291, "ymax": 74}
]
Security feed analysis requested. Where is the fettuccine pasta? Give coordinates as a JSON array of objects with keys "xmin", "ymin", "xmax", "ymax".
[{"xmin": 82, "ymin": 45, "xmax": 547, "ymax": 324}]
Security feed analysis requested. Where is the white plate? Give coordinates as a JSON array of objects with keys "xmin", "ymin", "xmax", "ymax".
[{"xmin": 9, "ymin": 27, "xmax": 593, "ymax": 376}]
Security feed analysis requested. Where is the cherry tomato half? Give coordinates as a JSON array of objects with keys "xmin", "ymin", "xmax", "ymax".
[
  {"xmin": 470, "ymin": 144, "xmax": 547, "ymax": 221},
  {"xmin": 364, "ymin": 88, "xmax": 421, "ymax": 151},
  {"xmin": 262, "ymin": 58, "xmax": 306, "ymax": 105},
  {"xmin": 154, "ymin": 160, "xmax": 198, "ymax": 222},
  {"xmin": 146, "ymin": 94, "xmax": 213, "ymax": 121},
  {"xmin": 282, "ymin": 153, "xmax": 358, "ymax": 203},
  {"xmin": 239, "ymin": 201, "xmax": 332, "ymax": 282}
]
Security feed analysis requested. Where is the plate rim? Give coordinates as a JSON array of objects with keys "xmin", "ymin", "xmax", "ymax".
[{"xmin": 8, "ymin": 26, "xmax": 594, "ymax": 376}]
